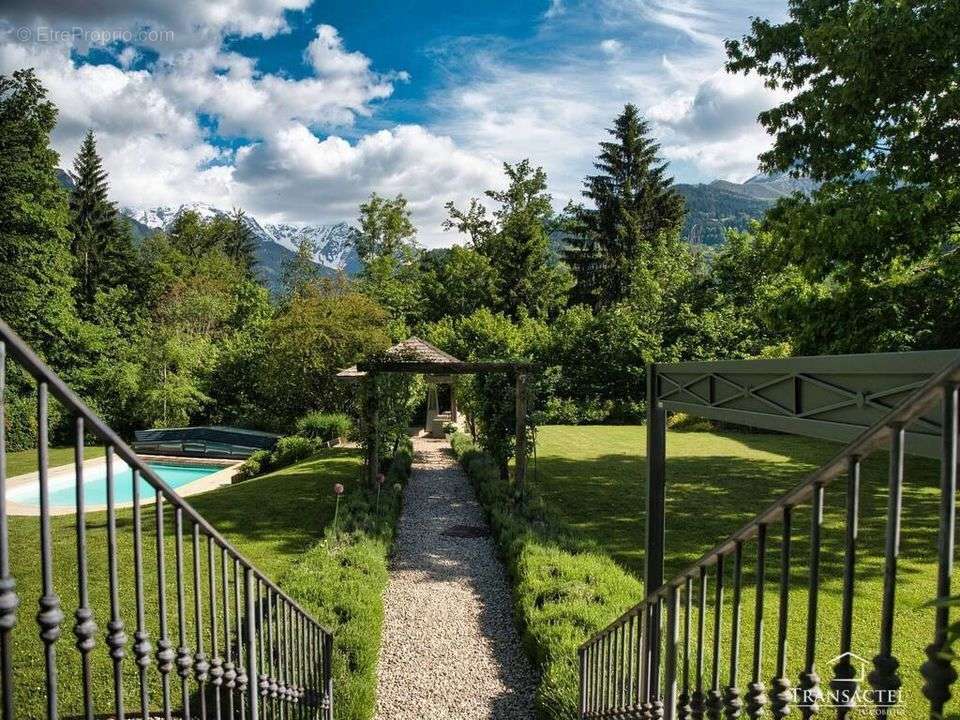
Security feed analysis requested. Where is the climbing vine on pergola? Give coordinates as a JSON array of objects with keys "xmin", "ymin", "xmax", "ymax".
[{"xmin": 338, "ymin": 337, "xmax": 535, "ymax": 487}]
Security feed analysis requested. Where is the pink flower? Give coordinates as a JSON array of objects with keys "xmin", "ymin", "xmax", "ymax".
[
  {"xmin": 333, "ymin": 483, "xmax": 344, "ymax": 496},
  {"xmin": 376, "ymin": 473, "xmax": 386, "ymax": 486}
]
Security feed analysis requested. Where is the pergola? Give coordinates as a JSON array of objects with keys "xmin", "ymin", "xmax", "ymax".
[{"xmin": 337, "ymin": 337, "xmax": 535, "ymax": 487}]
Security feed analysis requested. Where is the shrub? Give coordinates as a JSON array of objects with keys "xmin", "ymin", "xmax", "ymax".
[
  {"xmin": 296, "ymin": 411, "xmax": 353, "ymax": 442},
  {"xmin": 232, "ymin": 449, "xmax": 270, "ymax": 482},
  {"xmin": 270, "ymin": 435, "xmax": 318, "ymax": 468},
  {"xmin": 449, "ymin": 431, "xmax": 642, "ymax": 720}
]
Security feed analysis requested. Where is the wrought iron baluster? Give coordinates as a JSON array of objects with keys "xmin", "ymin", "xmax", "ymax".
[
  {"xmin": 244, "ymin": 567, "xmax": 259, "ymax": 720},
  {"xmin": 706, "ymin": 555, "xmax": 724, "ymax": 720},
  {"xmin": 665, "ymin": 585, "xmax": 679, "ymax": 719},
  {"xmin": 72, "ymin": 418, "xmax": 96, "ymax": 720},
  {"xmin": 37, "ymin": 382, "xmax": 64, "ymax": 720},
  {"xmin": 602, "ymin": 629, "xmax": 610, "ymax": 712},
  {"xmin": 642, "ymin": 602, "xmax": 655, "ymax": 720},
  {"xmin": 770, "ymin": 507, "xmax": 793, "ymax": 720},
  {"xmin": 192, "ymin": 524, "xmax": 209, "ymax": 719},
  {"xmin": 799, "ymin": 483, "xmax": 824, "ymax": 718},
  {"xmin": 627, "ymin": 613, "xmax": 636, "ymax": 709},
  {"xmin": 0, "ymin": 340, "xmax": 15, "ymax": 720},
  {"xmin": 174, "ymin": 507, "xmax": 193, "ymax": 719},
  {"xmin": 615, "ymin": 621, "xmax": 624, "ymax": 711},
  {"xmin": 652, "ymin": 598, "xmax": 664, "ymax": 720},
  {"xmin": 322, "ymin": 631, "xmax": 333, "ymax": 720},
  {"xmin": 746, "ymin": 524, "xmax": 767, "ymax": 720},
  {"xmin": 132, "ymin": 469, "xmax": 152, "ymax": 718},
  {"xmin": 268, "ymin": 588, "xmax": 279, "ymax": 703},
  {"xmin": 922, "ymin": 383, "xmax": 959, "ymax": 716},
  {"xmin": 234, "ymin": 558, "xmax": 248, "ymax": 720},
  {"xmin": 724, "ymin": 542, "xmax": 743, "ymax": 720},
  {"xmin": 636, "ymin": 606, "xmax": 645, "ymax": 711},
  {"xmin": 832, "ymin": 458, "xmax": 860, "ymax": 719},
  {"xmin": 222, "ymin": 548, "xmax": 236, "ymax": 720},
  {"xmin": 692, "ymin": 567, "xmax": 707, "ymax": 720},
  {"xmin": 207, "ymin": 536, "xmax": 223, "ymax": 720},
  {"xmin": 579, "ymin": 646, "xmax": 588, "ymax": 717},
  {"xmin": 104, "ymin": 445, "xmax": 127, "ymax": 720},
  {"xmin": 155, "ymin": 492, "xmax": 174, "ymax": 720},
  {"xmin": 869, "ymin": 425, "xmax": 905, "ymax": 717},
  {"xmin": 679, "ymin": 577, "xmax": 692, "ymax": 720}
]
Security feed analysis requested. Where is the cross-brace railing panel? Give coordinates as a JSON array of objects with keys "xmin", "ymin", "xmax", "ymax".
[{"xmin": 654, "ymin": 349, "xmax": 958, "ymax": 458}]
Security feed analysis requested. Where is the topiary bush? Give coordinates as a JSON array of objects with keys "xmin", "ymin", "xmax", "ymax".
[
  {"xmin": 449, "ymin": 431, "xmax": 643, "ymax": 720},
  {"xmin": 232, "ymin": 449, "xmax": 270, "ymax": 482},
  {"xmin": 270, "ymin": 435, "xmax": 318, "ymax": 468},
  {"xmin": 296, "ymin": 411, "xmax": 353, "ymax": 442}
]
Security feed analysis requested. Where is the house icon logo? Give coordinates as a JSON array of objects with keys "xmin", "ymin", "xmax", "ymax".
[{"xmin": 827, "ymin": 651, "xmax": 870, "ymax": 684}]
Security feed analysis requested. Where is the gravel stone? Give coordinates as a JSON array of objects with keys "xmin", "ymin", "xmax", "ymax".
[{"xmin": 375, "ymin": 436, "xmax": 537, "ymax": 719}]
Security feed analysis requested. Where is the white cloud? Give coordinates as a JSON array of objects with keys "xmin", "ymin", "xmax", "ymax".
[
  {"xmin": 0, "ymin": 0, "xmax": 311, "ymax": 46},
  {"xmin": 234, "ymin": 124, "xmax": 502, "ymax": 244},
  {"xmin": 600, "ymin": 39, "xmax": 623, "ymax": 56},
  {"xmin": 649, "ymin": 71, "xmax": 788, "ymax": 179},
  {"xmin": 0, "ymin": 20, "xmax": 498, "ymax": 246},
  {"xmin": 544, "ymin": 0, "xmax": 566, "ymax": 20}
]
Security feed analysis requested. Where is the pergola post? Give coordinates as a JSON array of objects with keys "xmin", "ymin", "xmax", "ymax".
[
  {"xmin": 364, "ymin": 373, "xmax": 379, "ymax": 486},
  {"xmin": 515, "ymin": 370, "xmax": 528, "ymax": 489}
]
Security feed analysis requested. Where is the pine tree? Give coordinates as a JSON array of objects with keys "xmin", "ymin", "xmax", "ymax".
[
  {"xmin": 564, "ymin": 104, "xmax": 685, "ymax": 308},
  {"xmin": 0, "ymin": 69, "xmax": 78, "ymax": 350},
  {"xmin": 69, "ymin": 129, "xmax": 137, "ymax": 309},
  {"xmin": 446, "ymin": 160, "xmax": 571, "ymax": 320},
  {"xmin": 221, "ymin": 208, "xmax": 258, "ymax": 273}
]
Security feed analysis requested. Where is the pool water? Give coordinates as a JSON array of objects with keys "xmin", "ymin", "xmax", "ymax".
[{"xmin": 7, "ymin": 461, "xmax": 221, "ymax": 508}]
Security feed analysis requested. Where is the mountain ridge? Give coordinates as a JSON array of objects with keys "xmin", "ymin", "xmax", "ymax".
[{"xmin": 674, "ymin": 172, "xmax": 818, "ymax": 245}]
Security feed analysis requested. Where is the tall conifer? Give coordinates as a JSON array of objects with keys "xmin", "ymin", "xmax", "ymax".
[{"xmin": 564, "ymin": 104, "xmax": 685, "ymax": 308}]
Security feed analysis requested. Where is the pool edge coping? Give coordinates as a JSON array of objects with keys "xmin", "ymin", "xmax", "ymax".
[{"xmin": 4, "ymin": 454, "xmax": 242, "ymax": 517}]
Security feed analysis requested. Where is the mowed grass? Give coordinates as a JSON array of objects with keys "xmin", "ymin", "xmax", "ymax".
[
  {"xmin": 534, "ymin": 425, "xmax": 951, "ymax": 719},
  {"xmin": 6, "ymin": 445, "xmax": 102, "ymax": 478},
  {"xmin": 8, "ymin": 447, "xmax": 362, "ymax": 718}
]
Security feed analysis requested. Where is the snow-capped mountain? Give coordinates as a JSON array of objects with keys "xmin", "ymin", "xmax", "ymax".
[
  {"xmin": 263, "ymin": 222, "xmax": 361, "ymax": 274},
  {"xmin": 123, "ymin": 203, "xmax": 361, "ymax": 277}
]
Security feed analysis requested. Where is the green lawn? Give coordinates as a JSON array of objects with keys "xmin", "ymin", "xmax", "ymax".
[
  {"xmin": 5, "ymin": 445, "xmax": 102, "ymax": 478},
  {"xmin": 535, "ymin": 425, "xmax": 949, "ymax": 718},
  {"xmin": 8, "ymin": 447, "xmax": 362, "ymax": 718}
]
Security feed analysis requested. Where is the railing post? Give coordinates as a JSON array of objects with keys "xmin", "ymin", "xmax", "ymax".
[
  {"xmin": 646, "ymin": 363, "xmax": 667, "ymax": 694},
  {"xmin": 245, "ymin": 566, "xmax": 259, "ymax": 720}
]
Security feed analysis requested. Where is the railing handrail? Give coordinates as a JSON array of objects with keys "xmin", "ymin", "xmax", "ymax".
[
  {"xmin": 579, "ymin": 348, "xmax": 960, "ymax": 651},
  {"xmin": 0, "ymin": 317, "xmax": 329, "ymax": 633}
]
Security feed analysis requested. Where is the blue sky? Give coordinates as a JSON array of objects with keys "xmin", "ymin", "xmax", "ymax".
[{"xmin": 0, "ymin": 0, "xmax": 788, "ymax": 245}]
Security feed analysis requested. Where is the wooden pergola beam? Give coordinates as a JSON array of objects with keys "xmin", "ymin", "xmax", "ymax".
[{"xmin": 356, "ymin": 360, "xmax": 537, "ymax": 374}]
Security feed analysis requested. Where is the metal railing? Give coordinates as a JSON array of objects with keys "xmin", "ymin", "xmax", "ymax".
[
  {"xmin": 578, "ymin": 350, "xmax": 960, "ymax": 719},
  {"xmin": 0, "ymin": 317, "xmax": 334, "ymax": 719}
]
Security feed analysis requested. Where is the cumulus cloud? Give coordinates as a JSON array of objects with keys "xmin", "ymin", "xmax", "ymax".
[
  {"xmin": 0, "ymin": 0, "xmax": 311, "ymax": 45},
  {"xmin": 234, "ymin": 124, "xmax": 502, "ymax": 244},
  {"xmin": 649, "ymin": 71, "xmax": 788, "ymax": 178},
  {"xmin": 0, "ymin": 15, "xmax": 499, "ymax": 246}
]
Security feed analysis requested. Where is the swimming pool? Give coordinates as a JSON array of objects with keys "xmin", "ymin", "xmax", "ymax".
[{"xmin": 7, "ymin": 460, "xmax": 223, "ymax": 508}]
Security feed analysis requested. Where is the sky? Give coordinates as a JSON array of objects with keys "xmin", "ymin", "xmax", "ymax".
[{"xmin": 0, "ymin": 0, "xmax": 789, "ymax": 246}]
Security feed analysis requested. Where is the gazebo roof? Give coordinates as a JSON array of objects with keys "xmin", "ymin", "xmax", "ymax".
[{"xmin": 336, "ymin": 337, "xmax": 462, "ymax": 380}]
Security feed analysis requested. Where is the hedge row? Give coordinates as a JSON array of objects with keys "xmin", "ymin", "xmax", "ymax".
[
  {"xmin": 449, "ymin": 431, "xmax": 642, "ymax": 719},
  {"xmin": 280, "ymin": 437, "xmax": 413, "ymax": 720}
]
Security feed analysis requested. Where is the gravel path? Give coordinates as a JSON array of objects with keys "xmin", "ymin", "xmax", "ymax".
[{"xmin": 374, "ymin": 436, "xmax": 536, "ymax": 720}]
